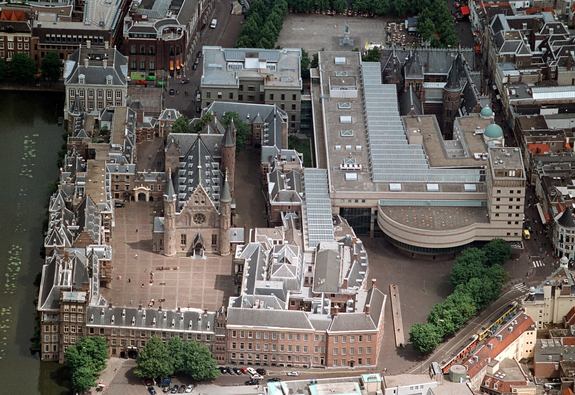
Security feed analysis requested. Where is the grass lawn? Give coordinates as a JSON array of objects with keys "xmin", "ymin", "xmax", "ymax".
[{"xmin": 289, "ymin": 137, "xmax": 313, "ymax": 167}]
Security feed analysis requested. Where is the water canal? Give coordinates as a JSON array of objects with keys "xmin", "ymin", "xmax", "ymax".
[{"xmin": 0, "ymin": 91, "xmax": 70, "ymax": 394}]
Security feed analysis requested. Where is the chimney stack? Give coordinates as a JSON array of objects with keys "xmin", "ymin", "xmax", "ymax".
[
  {"xmin": 343, "ymin": 278, "xmax": 348, "ymax": 289},
  {"xmin": 365, "ymin": 304, "xmax": 370, "ymax": 315},
  {"xmin": 334, "ymin": 305, "xmax": 339, "ymax": 316},
  {"xmin": 372, "ymin": 278, "xmax": 377, "ymax": 288},
  {"xmin": 86, "ymin": 39, "xmax": 91, "ymax": 49},
  {"xmin": 104, "ymin": 41, "xmax": 109, "ymax": 49},
  {"xmin": 84, "ymin": 57, "xmax": 89, "ymax": 68},
  {"xmin": 103, "ymin": 59, "xmax": 107, "ymax": 69}
]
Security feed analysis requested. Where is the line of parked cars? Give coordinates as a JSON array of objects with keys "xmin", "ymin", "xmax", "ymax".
[{"xmin": 217, "ymin": 366, "xmax": 282, "ymax": 385}]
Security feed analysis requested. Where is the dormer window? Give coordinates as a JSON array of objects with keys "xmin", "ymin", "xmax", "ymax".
[
  {"xmin": 79, "ymin": 74, "xmax": 85, "ymax": 84},
  {"xmin": 106, "ymin": 75, "xmax": 113, "ymax": 85}
]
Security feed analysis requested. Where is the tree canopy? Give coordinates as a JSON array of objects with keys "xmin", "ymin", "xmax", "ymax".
[
  {"xmin": 172, "ymin": 115, "xmax": 191, "ymax": 134},
  {"xmin": 11, "ymin": 53, "xmax": 36, "ymax": 83},
  {"xmin": 65, "ymin": 336, "xmax": 109, "ymax": 392},
  {"xmin": 192, "ymin": 112, "xmax": 215, "ymax": 133},
  {"xmin": 236, "ymin": 0, "xmax": 288, "ymax": 49},
  {"xmin": 410, "ymin": 239, "xmax": 510, "ymax": 353},
  {"xmin": 219, "ymin": 111, "xmax": 251, "ymax": 151},
  {"xmin": 135, "ymin": 335, "xmax": 219, "ymax": 381},
  {"xmin": 362, "ymin": 47, "xmax": 381, "ymax": 62},
  {"xmin": 301, "ymin": 48, "xmax": 311, "ymax": 79},
  {"xmin": 41, "ymin": 51, "xmax": 62, "ymax": 82}
]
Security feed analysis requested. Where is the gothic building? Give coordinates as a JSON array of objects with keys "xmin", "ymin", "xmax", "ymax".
[{"xmin": 152, "ymin": 120, "xmax": 236, "ymax": 257}]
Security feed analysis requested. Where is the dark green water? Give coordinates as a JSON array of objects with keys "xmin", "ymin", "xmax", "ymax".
[{"xmin": 0, "ymin": 91, "xmax": 70, "ymax": 394}]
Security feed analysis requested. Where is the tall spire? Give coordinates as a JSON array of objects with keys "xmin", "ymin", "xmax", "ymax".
[
  {"xmin": 221, "ymin": 169, "xmax": 231, "ymax": 203},
  {"xmin": 165, "ymin": 169, "xmax": 176, "ymax": 201},
  {"xmin": 222, "ymin": 119, "xmax": 236, "ymax": 147}
]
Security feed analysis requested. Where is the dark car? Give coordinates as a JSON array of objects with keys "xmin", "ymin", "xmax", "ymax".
[
  {"xmin": 181, "ymin": 78, "xmax": 190, "ymax": 84},
  {"xmin": 245, "ymin": 379, "xmax": 259, "ymax": 385},
  {"xmin": 178, "ymin": 385, "xmax": 185, "ymax": 393},
  {"xmin": 267, "ymin": 378, "xmax": 281, "ymax": 383},
  {"xmin": 192, "ymin": 64, "xmax": 197, "ymax": 70},
  {"xmin": 114, "ymin": 202, "xmax": 125, "ymax": 208},
  {"xmin": 218, "ymin": 367, "xmax": 226, "ymax": 373},
  {"xmin": 194, "ymin": 58, "xmax": 200, "ymax": 65},
  {"xmin": 169, "ymin": 88, "xmax": 175, "ymax": 95},
  {"xmin": 170, "ymin": 385, "xmax": 179, "ymax": 394},
  {"xmin": 148, "ymin": 387, "xmax": 157, "ymax": 395},
  {"xmin": 256, "ymin": 368, "xmax": 266, "ymax": 375},
  {"xmin": 195, "ymin": 106, "xmax": 201, "ymax": 113},
  {"xmin": 196, "ymin": 51, "xmax": 202, "ymax": 58},
  {"xmin": 238, "ymin": 0, "xmax": 245, "ymax": 5},
  {"xmin": 232, "ymin": 367, "xmax": 242, "ymax": 375}
]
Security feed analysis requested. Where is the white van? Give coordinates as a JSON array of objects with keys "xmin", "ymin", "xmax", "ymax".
[{"xmin": 210, "ymin": 19, "xmax": 217, "ymax": 29}]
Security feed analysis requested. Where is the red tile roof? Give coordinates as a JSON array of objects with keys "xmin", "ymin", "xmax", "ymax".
[
  {"xmin": 564, "ymin": 306, "xmax": 575, "ymax": 327},
  {"xmin": 464, "ymin": 313, "xmax": 535, "ymax": 378}
]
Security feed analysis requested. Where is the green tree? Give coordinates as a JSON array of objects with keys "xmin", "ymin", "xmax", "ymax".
[
  {"xmin": 449, "ymin": 248, "xmax": 488, "ymax": 286},
  {"xmin": 301, "ymin": 49, "xmax": 311, "ymax": 79},
  {"xmin": 409, "ymin": 323, "xmax": 442, "ymax": 353},
  {"xmin": 391, "ymin": 0, "xmax": 409, "ymax": 16},
  {"xmin": 332, "ymin": 0, "xmax": 348, "ymax": 12},
  {"xmin": 362, "ymin": 47, "xmax": 381, "ymax": 62},
  {"xmin": 134, "ymin": 335, "xmax": 174, "ymax": 379},
  {"xmin": 172, "ymin": 115, "xmax": 191, "ymax": 133},
  {"xmin": 166, "ymin": 336, "xmax": 185, "ymax": 373},
  {"xmin": 182, "ymin": 341, "xmax": 220, "ymax": 381},
  {"xmin": 71, "ymin": 365, "xmax": 97, "ymax": 392},
  {"xmin": 192, "ymin": 112, "xmax": 215, "ymax": 133},
  {"xmin": 0, "ymin": 58, "xmax": 8, "ymax": 81},
  {"xmin": 372, "ymin": 0, "xmax": 390, "ymax": 15},
  {"xmin": 483, "ymin": 238, "xmax": 512, "ymax": 266},
  {"xmin": 311, "ymin": 53, "xmax": 319, "ymax": 69},
  {"xmin": 11, "ymin": 52, "xmax": 36, "ymax": 83},
  {"xmin": 219, "ymin": 111, "xmax": 251, "ymax": 150},
  {"xmin": 41, "ymin": 51, "xmax": 62, "ymax": 82},
  {"xmin": 65, "ymin": 336, "xmax": 109, "ymax": 392}
]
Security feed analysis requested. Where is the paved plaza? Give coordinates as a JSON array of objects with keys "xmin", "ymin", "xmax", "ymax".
[
  {"xmin": 277, "ymin": 14, "xmax": 388, "ymax": 53},
  {"xmin": 103, "ymin": 200, "xmax": 234, "ymax": 312}
]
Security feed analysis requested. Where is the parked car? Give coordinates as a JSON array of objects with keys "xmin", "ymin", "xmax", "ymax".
[
  {"xmin": 178, "ymin": 385, "xmax": 185, "ymax": 393},
  {"xmin": 210, "ymin": 19, "xmax": 217, "ymax": 28},
  {"xmin": 194, "ymin": 58, "xmax": 200, "ymax": 65},
  {"xmin": 169, "ymin": 88, "xmax": 175, "ymax": 95},
  {"xmin": 246, "ymin": 367, "xmax": 257, "ymax": 375},
  {"xmin": 196, "ymin": 51, "xmax": 202, "ymax": 58},
  {"xmin": 256, "ymin": 368, "xmax": 266, "ymax": 375},
  {"xmin": 195, "ymin": 92, "xmax": 201, "ymax": 102},
  {"xmin": 148, "ymin": 387, "xmax": 157, "ymax": 395},
  {"xmin": 287, "ymin": 371, "xmax": 299, "ymax": 376},
  {"xmin": 239, "ymin": 367, "xmax": 247, "ymax": 374},
  {"xmin": 217, "ymin": 367, "xmax": 226, "ymax": 373},
  {"xmin": 136, "ymin": 80, "xmax": 148, "ymax": 85},
  {"xmin": 170, "ymin": 385, "xmax": 179, "ymax": 393},
  {"xmin": 181, "ymin": 78, "xmax": 190, "ymax": 84},
  {"xmin": 192, "ymin": 64, "xmax": 197, "ymax": 70},
  {"xmin": 232, "ymin": 367, "xmax": 242, "ymax": 375},
  {"xmin": 114, "ymin": 202, "xmax": 125, "ymax": 208},
  {"xmin": 185, "ymin": 384, "xmax": 194, "ymax": 393},
  {"xmin": 162, "ymin": 387, "xmax": 171, "ymax": 393},
  {"xmin": 252, "ymin": 374, "xmax": 264, "ymax": 380},
  {"xmin": 267, "ymin": 378, "xmax": 281, "ymax": 383},
  {"xmin": 245, "ymin": 379, "xmax": 259, "ymax": 386}
]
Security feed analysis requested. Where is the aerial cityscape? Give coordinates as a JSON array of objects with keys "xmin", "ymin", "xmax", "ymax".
[{"xmin": 1, "ymin": 0, "xmax": 575, "ymax": 393}]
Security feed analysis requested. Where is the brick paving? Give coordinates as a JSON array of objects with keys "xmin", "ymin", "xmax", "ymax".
[{"xmin": 103, "ymin": 200, "xmax": 234, "ymax": 312}]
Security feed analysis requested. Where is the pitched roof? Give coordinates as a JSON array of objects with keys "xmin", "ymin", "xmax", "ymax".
[{"xmin": 558, "ymin": 206, "xmax": 575, "ymax": 228}]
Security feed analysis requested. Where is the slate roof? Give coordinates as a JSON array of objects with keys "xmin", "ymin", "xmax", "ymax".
[
  {"xmin": 227, "ymin": 308, "xmax": 315, "ymax": 330},
  {"xmin": 313, "ymin": 243, "xmax": 341, "ymax": 293},
  {"xmin": 267, "ymin": 169, "xmax": 303, "ymax": 205},
  {"xmin": 557, "ymin": 206, "xmax": 575, "ymax": 228},
  {"xmin": 176, "ymin": 135, "xmax": 224, "ymax": 211},
  {"xmin": 86, "ymin": 305, "xmax": 216, "ymax": 333},
  {"xmin": 64, "ymin": 45, "xmax": 128, "ymax": 86},
  {"xmin": 399, "ymin": 85, "xmax": 423, "ymax": 116}
]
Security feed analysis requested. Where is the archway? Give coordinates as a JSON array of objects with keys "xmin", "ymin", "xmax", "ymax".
[{"xmin": 138, "ymin": 192, "xmax": 147, "ymax": 202}]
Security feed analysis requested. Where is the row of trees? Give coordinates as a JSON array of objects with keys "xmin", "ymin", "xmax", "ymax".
[
  {"xmin": 65, "ymin": 337, "xmax": 109, "ymax": 392},
  {"xmin": 409, "ymin": 239, "xmax": 512, "ymax": 353},
  {"xmin": 0, "ymin": 52, "xmax": 61, "ymax": 83},
  {"xmin": 236, "ymin": 0, "xmax": 289, "ymax": 49},
  {"xmin": 135, "ymin": 336, "xmax": 219, "ymax": 381},
  {"xmin": 171, "ymin": 112, "xmax": 252, "ymax": 151}
]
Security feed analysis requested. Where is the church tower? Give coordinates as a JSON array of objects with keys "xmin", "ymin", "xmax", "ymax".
[
  {"xmin": 219, "ymin": 172, "xmax": 232, "ymax": 256},
  {"xmin": 164, "ymin": 170, "xmax": 177, "ymax": 256},
  {"xmin": 442, "ymin": 55, "xmax": 462, "ymax": 138},
  {"xmin": 221, "ymin": 119, "xmax": 236, "ymax": 197}
]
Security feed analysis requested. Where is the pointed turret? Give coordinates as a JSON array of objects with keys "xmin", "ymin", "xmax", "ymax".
[
  {"xmin": 163, "ymin": 169, "xmax": 177, "ymax": 256},
  {"xmin": 444, "ymin": 55, "xmax": 462, "ymax": 91},
  {"xmin": 221, "ymin": 119, "xmax": 236, "ymax": 197},
  {"xmin": 222, "ymin": 119, "xmax": 236, "ymax": 147},
  {"xmin": 220, "ymin": 173, "xmax": 232, "ymax": 203},
  {"xmin": 165, "ymin": 169, "xmax": 176, "ymax": 202},
  {"xmin": 219, "ymin": 170, "xmax": 232, "ymax": 256}
]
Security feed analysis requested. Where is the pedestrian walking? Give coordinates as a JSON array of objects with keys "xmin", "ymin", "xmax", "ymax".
[
  {"xmin": 136, "ymin": 229, "xmax": 138, "ymax": 233},
  {"xmin": 128, "ymin": 278, "xmax": 131, "ymax": 283}
]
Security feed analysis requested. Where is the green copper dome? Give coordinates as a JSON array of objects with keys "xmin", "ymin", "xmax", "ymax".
[
  {"xmin": 480, "ymin": 106, "xmax": 493, "ymax": 117},
  {"xmin": 484, "ymin": 124, "xmax": 503, "ymax": 139}
]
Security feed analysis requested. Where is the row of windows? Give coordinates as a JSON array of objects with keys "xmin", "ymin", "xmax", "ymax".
[
  {"xmin": 0, "ymin": 42, "xmax": 29, "ymax": 50},
  {"xmin": 268, "ymin": 93, "xmax": 298, "ymax": 101},
  {"xmin": 63, "ymin": 304, "xmax": 84, "ymax": 313},
  {"xmin": 496, "ymin": 189, "xmax": 523, "ymax": 194},
  {"xmin": 494, "ymin": 206, "xmax": 522, "ymax": 210},
  {"xmin": 230, "ymin": 353, "xmax": 309, "ymax": 363},
  {"xmin": 63, "ymin": 313, "xmax": 83, "ymax": 322},
  {"xmin": 70, "ymin": 89, "xmax": 123, "ymax": 99},
  {"xmin": 131, "ymin": 60, "xmax": 155, "ymax": 70},
  {"xmin": 495, "ymin": 197, "xmax": 522, "ymax": 202},
  {"xmin": 130, "ymin": 45, "xmax": 156, "ymax": 56},
  {"xmin": 231, "ymin": 330, "xmax": 332, "ymax": 342},
  {"xmin": 45, "ymin": 35, "xmax": 104, "ymax": 45},
  {"xmin": 0, "ymin": 36, "xmax": 29, "ymax": 42},
  {"xmin": 332, "ymin": 347, "xmax": 371, "ymax": 355},
  {"xmin": 333, "ymin": 358, "xmax": 370, "ymax": 366},
  {"xmin": 88, "ymin": 327, "xmax": 211, "ymax": 342}
]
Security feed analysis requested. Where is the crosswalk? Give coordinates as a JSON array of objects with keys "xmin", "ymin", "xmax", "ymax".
[
  {"xmin": 512, "ymin": 283, "xmax": 529, "ymax": 293},
  {"xmin": 532, "ymin": 260, "xmax": 545, "ymax": 268}
]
